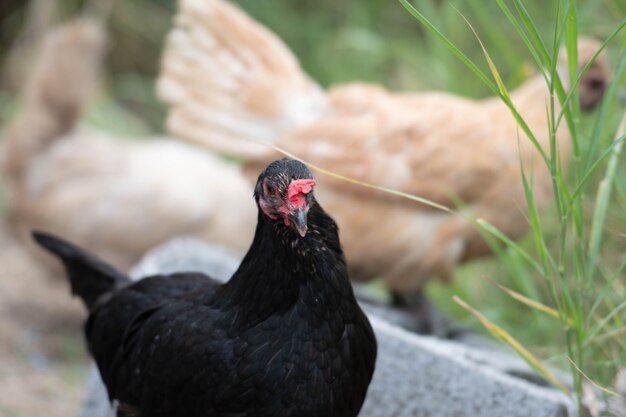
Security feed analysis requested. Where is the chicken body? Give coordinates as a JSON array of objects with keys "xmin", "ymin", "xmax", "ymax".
[
  {"xmin": 14, "ymin": 133, "xmax": 255, "ymax": 269},
  {"xmin": 159, "ymin": 0, "xmax": 611, "ymax": 290},
  {"xmin": 34, "ymin": 159, "xmax": 377, "ymax": 417},
  {"xmin": 295, "ymin": 79, "xmax": 560, "ymax": 289}
]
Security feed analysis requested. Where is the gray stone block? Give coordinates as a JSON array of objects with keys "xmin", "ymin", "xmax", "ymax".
[
  {"xmin": 78, "ymin": 368, "xmax": 113, "ymax": 417},
  {"xmin": 79, "ymin": 238, "xmax": 576, "ymax": 417},
  {"xmin": 362, "ymin": 317, "xmax": 572, "ymax": 417}
]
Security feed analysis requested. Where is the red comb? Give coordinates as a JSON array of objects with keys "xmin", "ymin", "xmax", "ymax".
[{"xmin": 287, "ymin": 179, "xmax": 316, "ymax": 208}]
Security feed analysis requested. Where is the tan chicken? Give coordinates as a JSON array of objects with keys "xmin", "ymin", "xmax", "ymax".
[
  {"xmin": 1, "ymin": 19, "xmax": 255, "ymax": 271},
  {"xmin": 157, "ymin": 0, "xmax": 611, "ymax": 299}
]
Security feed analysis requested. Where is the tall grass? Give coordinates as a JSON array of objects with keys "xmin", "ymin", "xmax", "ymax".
[{"xmin": 397, "ymin": 0, "xmax": 626, "ymax": 411}]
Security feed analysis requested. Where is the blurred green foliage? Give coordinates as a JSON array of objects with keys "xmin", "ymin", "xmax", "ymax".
[{"xmin": 2, "ymin": 0, "xmax": 624, "ymax": 133}]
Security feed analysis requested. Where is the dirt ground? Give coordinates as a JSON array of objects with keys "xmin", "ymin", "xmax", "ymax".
[{"xmin": 0, "ymin": 220, "xmax": 90, "ymax": 417}]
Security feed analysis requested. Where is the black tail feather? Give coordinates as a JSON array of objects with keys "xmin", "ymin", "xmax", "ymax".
[{"xmin": 32, "ymin": 231, "xmax": 129, "ymax": 310}]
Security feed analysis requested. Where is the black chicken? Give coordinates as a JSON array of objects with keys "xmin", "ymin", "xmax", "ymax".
[{"xmin": 33, "ymin": 159, "xmax": 377, "ymax": 417}]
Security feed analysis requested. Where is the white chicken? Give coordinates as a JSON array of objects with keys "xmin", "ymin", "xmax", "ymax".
[{"xmin": 1, "ymin": 19, "xmax": 255, "ymax": 271}]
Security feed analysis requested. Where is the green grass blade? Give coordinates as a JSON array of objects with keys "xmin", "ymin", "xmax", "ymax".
[
  {"xmin": 454, "ymin": 6, "xmax": 550, "ymax": 166},
  {"xmin": 519, "ymin": 153, "xmax": 552, "ymax": 270},
  {"xmin": 492, "ymin": 281, "xmax": 573, "ymax": 326},
  {"xmin": 494, "ymin": 0, "xmax": 548, "ymax": 82},
  {"xmin": 567, "ymin": 133, "xmax": 626, "ymax": 215},
  {"xmin": 586, "ymin": 107, "xmax": 626, "ymax": 284},
  {"xmin": 565, "ymin": 0, "xmax": 581, "ymax": 119},
  {"xmin": 455, "ymin": 10, "xmax": 509, "ymax": 99},
  {"xmin": 585, "ymin": 300, "xmax": 626, "ymax": 345},
  {"xmin": 583, "ymin": 39, "xmax": 626, "ymax": 174},
  {"xmin": 396, "ymin": 0, "xmax": 497, "ymax": 93},
  {"xmin": 587, "ymin": 258, "xmax": 626, "ymax": 328},
  {"xmin": 556, "ymin": 24, "xmax": 625, "ymax": 128},
  {"xmin": 475, "ymin": 219, "xmax": 544, "ymax": 274},
  {"xmin": 511, "ymin": 0, "xmax": 551, "ymax": 65},
  {"xmin": 268, "ymin": 145, "xmax": 454, "ymax": 213},
  {"xmin": 566, "ymin": 357, "xmax": 618, "ymax": 396},
  {"xmin": 454, "ymin": 296, "xmax": 569, "ymax": 394}
]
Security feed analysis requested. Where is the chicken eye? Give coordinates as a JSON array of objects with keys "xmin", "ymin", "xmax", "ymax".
[
  {"xmin": 586, "ymin": 77, "xmax": 604, "ymax": 90},
  {"xmin": 263, "ymin": 181, "xmax": 277, "ymax": 197}
]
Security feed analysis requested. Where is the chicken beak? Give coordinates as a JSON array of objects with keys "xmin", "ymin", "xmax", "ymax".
[{"xmin": 288, "ymin": 208, "xmax": 308, "ymax": 237}]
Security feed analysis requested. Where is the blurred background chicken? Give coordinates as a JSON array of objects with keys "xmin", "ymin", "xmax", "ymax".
[
  {"xmin": 158, "ymin": 0, "xmax": 611, "ymax": 308},
  {"xmin": 1, "ymin": 18, "xmax": 255, "ymax": 271}
]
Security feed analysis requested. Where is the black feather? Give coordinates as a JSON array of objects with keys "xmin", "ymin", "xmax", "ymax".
[
  {"xmin": 32, "ymin": 231, "xmax": 129, "ymax": 310},
  {"xmin": 35, "ymin": 159, "xmax": 377, "ymax": 417}
]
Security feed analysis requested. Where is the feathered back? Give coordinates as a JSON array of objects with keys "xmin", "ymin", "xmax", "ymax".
[{"xmin": 157, "ymin": 0, "xmax": 328, "ymax": 159}]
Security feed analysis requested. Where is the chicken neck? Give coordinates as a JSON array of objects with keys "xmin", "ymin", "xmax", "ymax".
[{"xmin": 215, "ymin": 201, "xmax": 356, "ymax": 327}]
